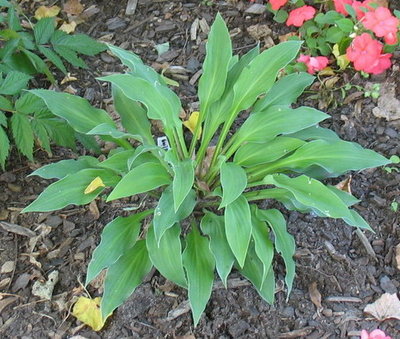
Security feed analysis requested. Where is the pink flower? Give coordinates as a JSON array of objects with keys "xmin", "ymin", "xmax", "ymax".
[
  {"xmin": 297, "ymin": 54, "xmax": 329, "ymax": 74},
  {"xmin": 384, "ymin": 31, "xmax": 398, "ymax": 45},
  {"xmin": 352, "ymin": 0, "xmax": 374, "ymax": 20},
  {"xmin": 333, "ymin": 0, "xmax": 352, "ymax": 16},
  {"xmin": 362, "ymin": 7, "xmax": 399, "ymax": 41},
  {"xmin": 346, "ymin": 33, "xmax": 392, "ymax": 74},
  {"xmin": 269, "ymin": 0, "xmax": 288, "ymax": 11},
  {"xmin": 286, "ymin": 6, "xmax": 316, "ymax": 27},
  {"xmin": 360, "ymin": 329, "xmax": 392, "ymax": 339}
]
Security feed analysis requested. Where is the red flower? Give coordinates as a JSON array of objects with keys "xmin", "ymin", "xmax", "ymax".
[
  {"xmin": 333, "ymin": 0, "xmax": 352, "ymax": 16},
  {"xmin": 346, "ymin": 33, "xmax": 392, "ymax": 74},
  {"xmin": 297, "ymin": 54, "xmax": 329, "ymax": 74},
  {"xmin": 286, "ymin": 6, "xmax": 316, "ymax": 27},
  {"xmin": 362, "ymin": 7, "xmax": 399, "ymax": 42},
  {"xmin": 269, "ymin": 0, "xmax": 288, "ymax": 11}
]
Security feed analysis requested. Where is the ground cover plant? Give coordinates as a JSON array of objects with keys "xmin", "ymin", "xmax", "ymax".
[
  {"xmin": 262, "ymin": 0, "xmax": 400, "ymax": 75},
  {"xmin": 22, "ymin": 13, "xmax": 392, "ymax": 327},
  {"xmin": 0, "ymin": 0, "xmax": 106, "ymax": 169}
]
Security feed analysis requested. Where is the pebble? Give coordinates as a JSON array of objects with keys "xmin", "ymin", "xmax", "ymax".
[
  {"xmin": 63, "ymin": 220, "xmax": 76, "ymax": 233},
  {"xmin": 45, "ymin": 215, "xmax": 63, "ymax": 228},
  {"xmin": 7, "ymin": 183, "xmax": 22, "ymax": 193},
  {"xmin": 281, "ymin": 306, "xmax": 295, "ymax": 317},
  {"xmin": 379, "ymin": 275, "xmax": 397, "ymax": 294},
  {"xmin": 0, "ymin": 172, "xmax": 16, "ymax": 183},
  {"xmin": 100, "ymin": 52, "xmax": 116, "ymax": 64},
  {"xmin": 384, "ymin": 127, "xmax": 398, "ymax": 138},
  {"xmin": 322, "ymin": 308, "xmax": 333, "ymax": 317}
]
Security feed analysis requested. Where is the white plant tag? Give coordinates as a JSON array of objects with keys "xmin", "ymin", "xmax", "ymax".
[{"xmin": 157, "ymin": 136, "xmax": 171, "ymax": 150}]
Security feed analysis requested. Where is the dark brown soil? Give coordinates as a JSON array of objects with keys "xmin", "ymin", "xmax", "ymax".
[{"xmin": 1, "ymin": 1, "xmax": 400, "ymax": 338}]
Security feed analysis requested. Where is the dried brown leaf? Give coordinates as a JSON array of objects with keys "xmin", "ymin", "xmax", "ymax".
[
  {"xmin": 364, "ymin": 293, "xmax": 400, "ymax": 321},
  {"xmin": 63, "ymin": 0, "xmax": 84, "ymax": 16},
  {"xmin": 308, "ymin": 282, "xmax": 322, "ymax": 310},
  {"xmin": 335, "ymin": 176, "xmax": 352, "ymax": 195},
  {"xmin": 395, "ymin": 243, "xmax": 400, "ymax": 270},
  {"xmin": 88, "ymin": 201, "xmax": 100, "ymax": 220}
]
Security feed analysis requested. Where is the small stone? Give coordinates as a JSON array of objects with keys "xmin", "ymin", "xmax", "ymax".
[
  {"xmin": 281, "ymin": 306, "xmax": 295, "ymax": 317},
  {"xmin": 1, "ymin": 261, "xmax": 15, "ymax": 274},
  {"xmin": 380, "ymin": 275, "xmax": 397, "ymax": 294},
  {"xmin": 45, "ymin": 215, "xmax": 63, "ymax": 227},
  {"xmin": 7, "ymin": 183, "xmax": 22, "ymax": 193},
  {"xmin": 245, "ymin": 4, "xmax": 266, "ymax": 14},
  {"xmin": 384, "ymin": 127, "xmax": 398, "ymax": 138},
  {"xmin": 32, "ymin": 271, "xmax": 59, "ymax": 300},
  {"xmin": 63, "ymin": 220, "xmax": 76, "ymax": 233},
  {"xmin": 0, "ymin": 172, "xmax": 16, "ymax": 183},
  {"xmin": 100, "ymin": 52, "xmax": 116, "ymax": 63},
  {"xmin": 322, "ymin": 308, "xmax": 333, "ymax": 317}
]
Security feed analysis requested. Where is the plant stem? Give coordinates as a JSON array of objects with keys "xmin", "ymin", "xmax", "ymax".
[
  {"xmin": 175, "ymin": 127, "xmax": 189, "ymax": 158},
  {"xmin": 244, "ymin": 188, "xmax": 287, "ymax": 202}
]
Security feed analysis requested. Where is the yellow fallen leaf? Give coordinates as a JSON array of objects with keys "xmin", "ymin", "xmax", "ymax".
[
  {"xmin": 84, "ymin": 177, "xmax": 105, "ymax": 195},
  {"xmin": 59, "ymin": 21, "xmax": 77, "ymax": 34},
  {"xmin": 72, "ymin": 296, "xmax": 109, "ymax": 331},
  {"xmin": 332, "ymin": 44, "xmax": 340, "ymax": 59},
  {"xmin": 183, "ymin": 111, "xmax": 201, "ymax": 139},
  {"xmin": 61, "ymin": 73, "xmax": 78, "ymax": 84},
  {"xmin": 35, "ymin": 6, "xmax": 61, "ymax": 20},
  {"xmin": 318, "ymin": 67, "xmax": 335, "ymax": 76},
  {"xmin": 332, "ymin": 44, "xmax": 350, "ymax": 70}
]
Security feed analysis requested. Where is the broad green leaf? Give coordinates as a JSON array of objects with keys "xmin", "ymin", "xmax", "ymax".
[
  {"xmin": 256, "ymin": 208, "xmax": 295, "ymax": 296},
  {"xmin": 153, "ymin": 186, "xmax": 196, "ymax": 243},
  {"xmin": 234, "ymin": 106, "xmax": 329, "ymax": 144},
  {"xmin": 0, "ymin": 126, "xmax": 10, "ymax": 170},
  {"xmin": 146, "ymin": 223, "xmax": 187, "ymax": 288},
  {"xmin": 107, "ymin": 162, "xmax": 171, "ymax": 201},
  {"xmin": 97, "ymin": 149, "xmax": 136, "ymax": 174},
  {"xmin": 10, "ymin": 113, "xmax": 34, "ymax": 161},
  {"xmin": 75, "ymin": 132, "xmax": 101, "ymax": 154},
  {"xmin": 182, "ymin": 224, "xmax": 215, "ymax": 326},
  {"xmin": 101, "ymin": 240, "xmax": 152, "ymax": 318},
  {"xmin": 263, "ymin": 139, "xmax": 391, "ymax": 178},
  {"xmin": 285, "ymin": 125, "xmax": 340, "ymax": 142},
  {"xmin": 23, "ymin": 169, "xmax": 119, "ymax": 212},
  {"xmin": 107, "ymin": 44, "xmax": 144, "ymax": 70},
  {"xmin": 34, "ymin": 17, "xmax": 55, "ymax": 44},
  {"xmin": 43, "ymin": 119, "xmax": 76, "ymax": 149},
  {"xmin": 52, "ymin": 32, "xmax": 106, "ymax": 55},
  {"xmin": 127, "ymin": 145, "xmax": 161, "ymax": 170},
  {"xmin": 31, "ymin": 119, "xmax": 51, "ymax": 154},
  {"xmin": 86, "ymin": 210, "xmax": 152, "ymax": 285},
  {"xmin": 0, "ymin": 71, "xmax": 31, "ymax": 95},
  {"xmin": 325, "ymin": 26, "xmax": 344, "ymax": 43},
  {"xmin": 336, "ymin": 18, "xmax": 354, "ymax": 33},
  {"xmin": 86, "ymin": 123, "xmax": 138, "ymax": 140},
  {"xmin": 253, "ymin": 72, "xmax": 314, "ymax": 112},
  {"xmin": 28, "ymin": 90, "xmax": 115, "ymax": 133},
  {"xmin": 232, "ymin": 41, "xmax": 302, "ymax": 113},
  {"xmin": 219, "ymin": 162, "xmax": 247, "ymax": 208},
  {"xmin": 263, "ymin": 174, "xmax": 371, "ymax": 230},
  {"xmin": 198, "ymin": 13, "xmax": 232, "ymax": 113},
  {"xmin": 112, "ymin": 85, "xmax": 154, "ymax": 145},
  {"xmin": 234, "ymin": 137, "xmax": 305, "ymax": 168},
  {"xmin": 38, "ymin": 45, "xmax": 67, "ymax": 73},
  {"xmin": 171, "ymin": 158, "xmax": 195, "ymax": 211},
  {"xmin": 201, "ymin": 211, "xmax": 235, "ymax": 287},
  {"xmin": 30, "ymin": 156, "xmax": 99, "ymax": 179},
  {"xmin": 239, "ymin": 243, "xmax": 275, "ymax": 304},
  {"xmin": 250, "ymin": 207, "xmax": 274, "ymax": 286},
  {"xmin": 99, "ymin": 74, "xmax": 182, "ymax": 129},
  {"xmin": 224, "ymin": 195, "xmax": 252, "ymax": 268}
]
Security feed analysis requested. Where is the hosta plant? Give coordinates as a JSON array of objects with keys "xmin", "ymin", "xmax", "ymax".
[{"xmin": 23, "ymin": 14, "xmax": 391, "ymax": 326}]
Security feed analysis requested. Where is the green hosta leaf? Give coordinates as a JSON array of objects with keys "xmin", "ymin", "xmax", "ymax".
[
  {"xmin": 232, "ymin": 41, "xmax": 302, "ymax": 113},
  {"xmin": 200, "ymin": 211, "xmax": 235, "ymax": 287},
  {"xmin": 97, "ymin": 149, "xmax": 136, "ymax": 174},
  {"xmin": 99, "ymin": 74, "xmax": 182, "ymax": 129},
  {"xmin": 86, "ymin": 123, "xmax": 138, "ymax": 141},
  {"xmin": 285, "ymin": 125, "xmax": 340, "ymax": 142},
  {"xmin": 224, "ymin": 195, "xmax": 252, "ymax": 268},
  {"xmin": 198, "ymin": 12, "xmax": 232, "ymax": 113},
  {"xmin": 75, "ymin": 132, "xmax": 101, "ymax": 154},
  {"xmin": 0, "ymin": 71, "xmax": 31, "ymax": 95},
  {"xmin": 234, "ymin": 106, "xmax": 329, "ymax": 144},
  {"xmin": 107, "ymin": 162, "xmax": 171, "ymax": 201},
  {"xmin": 219, "ymin": 162, "xmax": 247, "ymax": 208},
  {"xmin": 101, "ymin": 239, "xmax": 152, "ymax": 318},
  {"xmin": 234, "ymin": 137, "xmax": 305, "ymax": 168},
  {"xmin": 170, "ymin": 158, "xmax": 195, "ymax": 211},
  {"xmin": 239, "ymin": 243, "xmax": 275, "ymax": 304},
  {"xmin": 34, "ymin": 17, "xmax": 55, "ymax": 44},
  {"xmin": 146, "ymin": 223, "xmax": 187, "ymax": 288},
  {"xmin": 23, "ymin": 168, "xmax": 119, "ymax": 212},
  {"xmin": 153, "ymin": 186, "xmax": 196, "ymax": 243},
  {"xmin": 182, "ymin": 224, "xmax": 215, "ymax": 327},
  {"xmin": 256, "ymin": 208, "xmax": 295, "ymax": 296},
  {"xmin": 38, "ymin": 46, "xmax": 67, "ymax": 73},
  {"xmin": 264, "ymin": 139, "xmax": 391, "ymax": 178},
  {"xmin": 0, "ymin": 126, "xmax": 10, "ymax": 170},
  {"xmin": 86, "ymin": 210, "xmax": 152, "ymax": 285},
  {"xmin": 28, "ymin": 89, "xmax": 115, "ymax": 133},
  {"xmin": 253, "ymin": 72, "xmax": 314, "ymax": 112},
  {"xmin": 112, "ymin": 85, "xmax": 154, "ymax": 145},
  {"xmin": 263, "ymin": 174, "xmax": 372, "ymax": 231},
  {"xmin": 250, "ymin": 207, "xmax": 274, "ymax": 286},
  {"xmin": 10, "ymin": 113, "xmax": 34, "ymax": 161},
  {"xmin": 43, "ymin": 119, "xmax": 76, "ymax": 149}
]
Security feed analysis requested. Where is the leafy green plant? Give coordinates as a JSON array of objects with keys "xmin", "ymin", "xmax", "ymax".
[
  {"xmin": 0, "ymin": 1, "xmax": 106, "ymax": 81},
  {"xmin": 23, "ymin": 14, "xmax": 391, "ymax": 326}
]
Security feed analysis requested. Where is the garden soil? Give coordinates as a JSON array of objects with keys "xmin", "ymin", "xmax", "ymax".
[{"xmin": 1, "ymin": 1, "xmax": 400, "ymax": 338}]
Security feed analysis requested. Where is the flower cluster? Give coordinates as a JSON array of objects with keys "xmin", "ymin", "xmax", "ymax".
[
  {"xmin": 264, "ymin": 0, "xmax": 399, "ymax": 75},
  {"xmin": 360, "ymin": 329, "xmax": 392, "ymax": 339}
]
